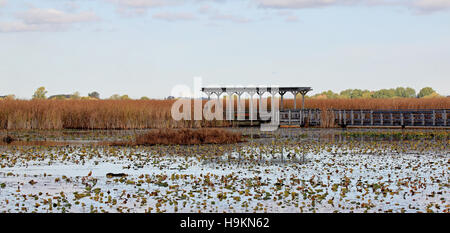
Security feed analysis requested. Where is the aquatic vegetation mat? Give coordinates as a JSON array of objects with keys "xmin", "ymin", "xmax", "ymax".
[
  {"xmin": 341, "ymin": 131, "xmax": 449, "ymax": 140},
  {"xmin": 0, "ymin": 130, "xmax": 448, "ymax": 213}
]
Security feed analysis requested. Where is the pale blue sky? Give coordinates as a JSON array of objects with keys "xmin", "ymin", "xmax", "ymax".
[{"xmin": 0, "ymin": 0, "xmax": 449, "ymax": 99}]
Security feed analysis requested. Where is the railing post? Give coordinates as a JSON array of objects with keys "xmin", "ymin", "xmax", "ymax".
[
  {"xmin": 390, "ymin": 113, "xmax": 393, "ymax": 125},
  {"xmin": 226, "ymin": 92, "xmax": 234, "ymax": 121},
  {"xmin": 400, "ymin": 112, "xmax": 404, "ymax": 126},
  {"xmin": 380, "ymin": 112, "xmax": 383, "ymax": 126},
  {"xmin": 293, "ymin": 92, "xmax": 297, "ymax": 110},
  {"xmin": 350, "ymin": 110, "xmax": 354, "ymax": 125},
  {"xmin": 343, "ymin": 110, "xmax": 346, "ymax": 125},
  {"xmin": 309, "ymin": 109, "xmax": 312, "ymax": 125},
  {"xmin": 370, "ymin": 110, "xmax": 373, "ymax": 125},
  {"xmin": 411, "ymin": 113, "xmax": 414, "ymax": 126},
  {"xmin": 316, "ymin": 110, "xmax": 319, "ymax": 125},
  {"xmin": 288, "ymin": 110, "xmax": 291, "ymax": 125},
  {"xmin": 249, "ymin": 92, "xmax": 256, "ymax": 126},
  {"xmin": 421, "ymin": 113, "xmax": 425, "ymax": 126},
  {"xmin": 361, "ymin": 110, "xmax": 364, "ymax": 125},
  {"xmin": 444, "ymin": 110, "xmax": 447, "ymax": 126},
  {"xmin": 237, "ymin": 92, "xmax": 245, "ymax": 121},
  {"xmin": 300, "ymin": 109, "xmax": 303, "ymax": 126},
  {"xmin": 432, "ymin": 110, "xmax": 436, "ymax": 126}
]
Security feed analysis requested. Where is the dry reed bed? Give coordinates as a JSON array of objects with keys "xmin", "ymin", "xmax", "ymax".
[
  {"xmin": 0, "ymin": 99, "xmax": 180, "ymax": 130},
  {"xmin": 111, "ymin": 128, "xmax": 243, "ymax": 146},
  {"xmin": 0, "ymin": 98, "xmax": 448, "ymax": 129}
]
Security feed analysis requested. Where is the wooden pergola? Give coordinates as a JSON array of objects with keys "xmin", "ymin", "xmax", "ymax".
[{"xmin": 201, "ymin": 86, "xmax": 312, "ymax": 110}]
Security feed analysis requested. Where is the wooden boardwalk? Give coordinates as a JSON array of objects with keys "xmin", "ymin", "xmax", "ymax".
[
  {"xmin": 200, "ymin": 87, "xmax": 448, "ymax": 128},
  {"xmin": 278, "ymin": 109, "xmax": 448, "ymax": 127},
  {"xmin": 228, "ymin": 109, "xmax": 448, "ymax": 127}
]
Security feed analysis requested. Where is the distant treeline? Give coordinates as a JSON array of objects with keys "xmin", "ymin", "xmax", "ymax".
[
  {"xmin": 311, "ymin": 87, "xmax": 441, "ymax": 99},
  {"xmin": 0, "ymin": 86, "xmax": 445, "ymax": 101}
]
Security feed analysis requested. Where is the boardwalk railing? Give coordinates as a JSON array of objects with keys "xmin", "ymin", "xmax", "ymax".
[
  {"xmin": 279, "ymin": 109, "xmax": 321, "ymax": 126},
  {"xmin": 280, "ymin": 109, "xmax": 448, "ymax": 127},
  {"xmin": 224, "ymin": 109, "xmax": 448, "ymax": 127},
  {"xmin": 332, "ymin": 109, "xmax": 448, "ymax": 127}
]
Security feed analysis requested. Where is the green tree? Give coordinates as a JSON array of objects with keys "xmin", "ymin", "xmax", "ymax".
[
  {"xmin": 339, "ymin": 89, "xmax": 367, "ymax": 99},
  {"xmin": 32, "ymin": 87, "xmax": 47, "ymax": 99},
  {"xmin": 394, "ymin": 87, "xmax": 416, "ymax": 98},
  {"xmin": 417, "ymin": 87, "xmax": 436, "ymax": 98},
  {"xmin": 394, "ymin": 87, "xmax": 406, "ymax": 97},
  {"xmin": 313, "ymin": 90, "xmax": 339, "ymax": 99},
  {"xmin": 372, "ymin": 89, "xmax": 395, "ymax": 98},
  {"xmin": 339, "ymin": 89, "xmax": 353, "ymax": 98},
  {"xmin": 140, "ymin": 96, "xmax": 150, "ymax": 100},
  {"xmin": 361, "ymin": 90, "xmax": 372, "ymax": 98},
  {"xmin": 88, "ymin": 91, "xmax": 100, "ymax": 99},
  {"xmin": 350, "ymin": 89, "xmax": 364, "ymax": 98},
  {"xmin": 120, "ymin": 95, "xmax": 130, "ymax": 100},
  {"xmin": 324, "ymin": 90, "xmax": 339, "ymax": 99},
  {"xmin": 405, "ymin": 87, "xmax": 416, "ymax": 98},
  {"xmin": 422, "ymin": 92, "xmax": 441, "ymax": 98}
]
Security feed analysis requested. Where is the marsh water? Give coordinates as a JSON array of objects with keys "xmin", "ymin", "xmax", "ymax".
[{"xmin": 0, "ymin": 128, "xmax": 448, "ymax": 213}]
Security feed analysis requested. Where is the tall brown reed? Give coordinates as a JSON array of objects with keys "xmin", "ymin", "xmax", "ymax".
[{"xmin": 0, "ymin": 98, "xmax": 448, "ymax": 130}]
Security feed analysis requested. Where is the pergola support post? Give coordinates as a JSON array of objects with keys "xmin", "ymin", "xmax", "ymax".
[{"xmin": 279, "ymin": 91, "xmax": 286, "ymax": 111}]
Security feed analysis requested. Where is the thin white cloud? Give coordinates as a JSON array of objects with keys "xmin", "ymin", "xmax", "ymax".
[
  {"xmin": 198, "ymin": 4, "xmax": 212, "ymax": 14},
  {"xmin": 107, "ymin": 0, "xmax": 227, "ymax": 9},
  {"xmin": 209, "ymin": 12, "xmax": 250, "ymax": 23},
  {"xmin": 0, "ymin": 8, "xmax": 100, "ymax": 32},
  {"xmin": 412, "ymin": 0, "xmax": 450, "ymax": 13},
  {"xmin": 255, "ymin": 0, "xmax": 362, "ymax": 9},
  {"xmin": 153, "ymin": 12, "xmax": 196, "ymax": 21},
  {"xmin": 198, "ymin": 5, "xmax": 251, "ymax": 23},
  {"xmin": 0, "ymin": 0, "xmax": 6, "ymax": 8},
  {"xmin": 276, "ymin": 10, "xmax": 301, "ymax": 22},
  {"xmin": 0, "ymin": 21, "xmax": 56, "ymax": 32},
  {"xmin": 107, "ymin": 0, "xmax": 173, "ymax": 8},
  {"xmin": 64, "ymin": 2, "xmax": 80, "ymax": 12},
  {"xmin": 255, "ymin": 0, "xmax": 450, "ymax": 13},
  {"xmin": 17, "ymin": 8, "xmax": 99, "ymax": 25},
  {"xmin": 106, "ymin": 0, "xmax": 178, "ymax": 17},
  {"xmin": 285, "ymin": 15, "xmax": 299, "ymax": 22}
]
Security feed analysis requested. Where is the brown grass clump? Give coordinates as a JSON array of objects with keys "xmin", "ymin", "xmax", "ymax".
[{"xmin": 123, "ymin": 128, "xmax": 242, "ymax": 145}]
